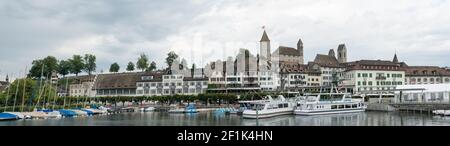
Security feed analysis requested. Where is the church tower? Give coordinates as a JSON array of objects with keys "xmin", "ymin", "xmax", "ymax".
[
  {"xmin": 328, "ymin": 49, "xmax": 336, "ymax": 58},
  {"xmin": 5, "ymin": 74, "xmax": 9, "ymax": 83},
  {"xmin": 297, "ymin": 38, "xmax": 304, "ymax": 64},
  {"xmin": 260, "ymin": 30, "xmax": 271, "ymax": 62},
  {"xmin": 337, "ymin": 44, "xmax": 347, "ymax": 63}
]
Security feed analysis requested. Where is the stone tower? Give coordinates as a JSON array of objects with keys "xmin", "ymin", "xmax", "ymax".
[
  {"xmin": 297, "ymin": 38, "xmax": 304, "ymax": 64},
  {"xmin": 337, "ymin": 44, "xmax": 347, "ymax": 63},
  {"xmin": 260, "ymin": 30, "xmax": 271, "ymax": 61},
  {"xmin": 328, "ymin": 49, "xmax": 336, "ymax": 58}
]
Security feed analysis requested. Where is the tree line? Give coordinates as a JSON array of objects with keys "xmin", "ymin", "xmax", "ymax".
[
  {"xmin": 109, "ymin": 51, "xmax": 180, "ymax": 73},
  {"xmin": 28, "ymin": 54, "xmax": 97, "ymax": 79}
]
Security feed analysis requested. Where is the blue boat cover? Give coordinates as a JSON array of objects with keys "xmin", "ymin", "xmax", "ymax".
[
  {"xmin": 58, "ymin": 110, "xmax": 77, "ymax": 117},
  {"xmin": 81, "ymin": 109, "xmax": 94, "ymax": 115},
  {"xmin": 0, "ymin": 113, "xmax": 18, "ymax": 119}
]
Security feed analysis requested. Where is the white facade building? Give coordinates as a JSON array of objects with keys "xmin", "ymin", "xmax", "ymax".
[
  {"xmin": 395, "ymin": 84, "xmax": 450, "ymax": 103},
  {"xmin": 342, "ymin": 60, "xmax": 405, "ymax": 94}
]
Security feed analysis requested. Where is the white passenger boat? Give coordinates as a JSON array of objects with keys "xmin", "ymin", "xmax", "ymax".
[
  {"xmin": 294, "ymin": 93, "xmax": 366, "ymax": 116},
  {"xmin": 433, "ymin": 110, "xmax": 450, "ymax": 116},
  {"xmin": 242, "ymin": 95, "xmax": 295, "ymax": 119}
]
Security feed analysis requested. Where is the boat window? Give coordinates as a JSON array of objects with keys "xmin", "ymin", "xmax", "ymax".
[
  {"xmin": 278, "ymin": 104, "xmax": 283, "ymax": 108},
  {"xmin": 284, "ymin": 103, "xmax": 289, "ymax": 108},
  {"xmin": 339, "ymin": 105, "xmax": 345, "ymax": 109},
  {"xmin": 345, "ymin": 105, "xmax": 351, "ymax": 108},
  {"xmin": 352, "ymin": 104, "xmax": 357, "ymax": 108},
  {"xmin": 250, "ymin": 104, "xmax": 265, "ymax": 111},
  {"xmin": 331, "ymin": 105, "xmax": 337, "ymax": 109}
]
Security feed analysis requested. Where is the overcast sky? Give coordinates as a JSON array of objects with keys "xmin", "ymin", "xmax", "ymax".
[{"xmin": 1, "ymin": 0, "xmax": 450, "ymax": 80}]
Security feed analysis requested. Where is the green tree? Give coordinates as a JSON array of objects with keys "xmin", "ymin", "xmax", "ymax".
[
  {"xmin": 147, "ymin": 61, "xmax": 157, "ymax": 72},
  {"xmin": 57, "ymin": 60, "xmax": 71, "ymax": 77},
  {"xmin": 109, "ymin": 62, "xmax": 120, "ymax": 73},
  {"xmin": 165, "ymin": 51, "xmax": 179, "ymax": 69},
  {"xmin": 126, "ymin": 61, "xmax": 135, "ymax": 72},
  {"xmin": 28, "ymin": 56, "xmax": 58, "ymax": 79},
  {"xmin": 69, "ymin": 55, "xmax": 85, "ymax": 76},
  {"xmin": 6, "ymin": 78, "xmax": 39, "ymax": 108},
  {"xmin": 83, "ymin": 54, "xmax": 96, "ymax": 76},
  {"xmin": 136, "ymin": 53, "xmax": 148, "ymax": 72}
]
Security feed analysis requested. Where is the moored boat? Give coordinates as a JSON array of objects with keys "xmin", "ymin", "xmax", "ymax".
[
  {"xmin": 294, "ymin": 93, "xmax": 366, "ymax": 116},
  {"xmin": 0, "ymin": 113, "xmax": 19, "ymax": 121},
  {"xmin": 242, "ymin": 95, "xmax": 295, "ymax": 119}
]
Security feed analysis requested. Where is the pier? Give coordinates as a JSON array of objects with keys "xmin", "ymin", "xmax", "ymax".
[{"xmin": 390, "ymin": 103, "xmax": 450, "ymax": 112}]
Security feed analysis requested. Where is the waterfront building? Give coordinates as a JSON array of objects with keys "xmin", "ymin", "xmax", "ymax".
[
  {"xmin": 65, "ymin": 75, "xmax": 96, "ymax": 97},
  {"xmin": 404, "ymin": 66, "xmax": 450, "ymax": 85},
  {"xmin": 394, "ymin": 84, "xmax": 450, "ymax": 103},
  {"xmin": 206, "ymin": 49, "xmax": 273, "ymax": 93},
  {"xmin": 342, "ymin": 59, "xmax": 406, "ymax": 94},
  {"xmin": 135, "ymin": 72, "xmax": 208, "ymax": 96},
  {"xmin": 308, "ymin": 52, "xmax": 346, "ymax": 87},
  {"xmin": 279, "ymin": 62, "xmax": 322, "ymax": 93},
  {"xmin": 93, "ymin": 72, "xmax": 140, "ymax": 97}
]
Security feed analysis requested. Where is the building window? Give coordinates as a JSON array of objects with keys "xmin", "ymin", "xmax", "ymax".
[{"xmin": 358, "ymin": 73, "xmax": 361, "ymax": 78}]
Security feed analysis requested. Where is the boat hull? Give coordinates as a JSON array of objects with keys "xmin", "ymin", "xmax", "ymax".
[
  {"xmin": 243, "ymin": 110, "xmax": 293, "ymax": 119},
  {"xmin": 295, "ymin": 108, "xmax": 365, "ymax": 116}
]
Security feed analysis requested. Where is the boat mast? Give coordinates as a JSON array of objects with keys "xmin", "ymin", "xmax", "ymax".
[
  {"xmin": 42, "ymin": 73, "xmax": 50, "ymax": 109},
  {"xmin": 34, "ymin": 65, "xmax": 45, "ymax": 110},
  {"xmin": 63, "ymin": 77, "xmax": 68, "ymax": 109},
  {"xmin": 3, "ymin": 74, "xmax": 11, "ymax": 112},
  {"xmin": 20, "ymin": 66, "xmax": 27, "ymax": 112},
  {"xmin": 12, "ymin": 74, "xmax": 21, "ymax": 112},
  {"xmin": 52, "ymin": 78, "xmax": 59, "ymax": 110}
]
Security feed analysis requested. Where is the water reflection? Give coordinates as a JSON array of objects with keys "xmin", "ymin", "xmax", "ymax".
[{"xmin": 1, "ymin": 111, "xmax": 450, "ymax": 126}]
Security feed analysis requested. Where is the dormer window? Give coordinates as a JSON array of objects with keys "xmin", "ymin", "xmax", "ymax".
[
  {"xmin": 141, "ymin": 76, "xmax": 154, "ymax": 80},
  {"xmin": 432, "ymin": 71, "xmax": 437, "ymax": 75}
]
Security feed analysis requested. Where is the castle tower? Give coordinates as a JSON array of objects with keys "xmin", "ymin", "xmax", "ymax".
[
  {"xmin": 337, "ymin": 44, "xmax": 347, "ymax": 63},
  {"xmin": 260, "ymin": 30, "xmax": 271, "ymax": 62},
  {"xmin": 328, "ymin": 49, "xmax": 336, "ymax": 58},
  {"xmin": 297, "ymin": 38, "xmax": 304, "ymax": 64}
]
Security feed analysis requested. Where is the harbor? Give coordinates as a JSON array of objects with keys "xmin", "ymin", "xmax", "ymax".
[{"xmin": 2, "ymin": 110, "xmax": 450, "ymax": 126}]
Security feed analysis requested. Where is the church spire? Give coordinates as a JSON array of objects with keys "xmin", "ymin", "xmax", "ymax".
[
  {"xmin": 393, "ymin": 53, "xmax": 399, "ymax": 63},
  {"xmin": 260, "ymin": 30, "xmax": 270, "ymax": 42}
]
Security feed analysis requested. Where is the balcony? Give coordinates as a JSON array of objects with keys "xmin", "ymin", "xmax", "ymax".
[{"xmin": 376, "ymin": 76, "xmax": 387, "ymax": 80}]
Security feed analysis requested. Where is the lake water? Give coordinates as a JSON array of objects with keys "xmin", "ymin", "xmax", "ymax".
[{"xmin": 2, "ymin": 111, "xmax": 450, "ymax": 126}]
